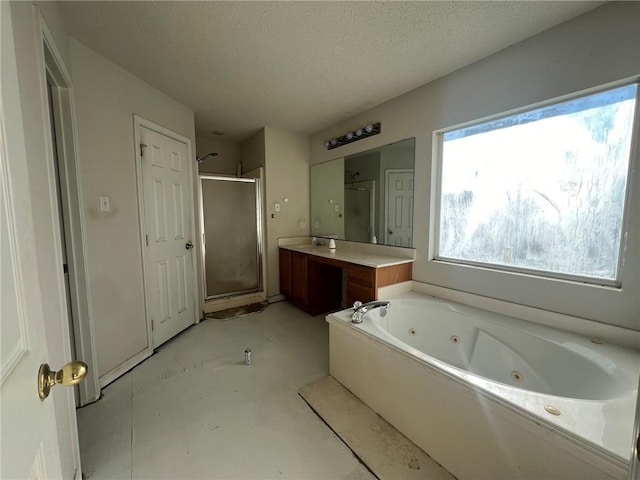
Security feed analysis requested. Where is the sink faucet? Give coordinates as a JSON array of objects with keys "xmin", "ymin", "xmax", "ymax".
[{"xmin": 351, "ymin": 300, "xmax": 391, "ymax": 324}]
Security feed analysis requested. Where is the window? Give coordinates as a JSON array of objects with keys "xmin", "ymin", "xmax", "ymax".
[{"xmin": 435, "ymin": 83, "xmax": 638, "ymax": 285}]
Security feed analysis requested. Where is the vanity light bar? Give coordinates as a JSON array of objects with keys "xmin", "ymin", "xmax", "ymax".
[{"xmin": 323, "ymin": 122, "xmax": 381, "ymax": 150}]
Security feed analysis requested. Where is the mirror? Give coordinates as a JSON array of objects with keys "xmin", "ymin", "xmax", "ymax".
[{"xmin": 310, "ymin": 138, "xmax": 415, "ymax": 247}]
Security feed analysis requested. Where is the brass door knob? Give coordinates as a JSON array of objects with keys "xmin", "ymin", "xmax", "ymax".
[{"xmin": 38, "ymin": 361, "xmax": 88, "ymax": 400}]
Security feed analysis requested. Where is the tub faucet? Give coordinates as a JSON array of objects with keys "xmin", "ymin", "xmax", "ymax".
[{"xmin": 351, "ymin": 300, "xmax": 391, "ymax": 324}]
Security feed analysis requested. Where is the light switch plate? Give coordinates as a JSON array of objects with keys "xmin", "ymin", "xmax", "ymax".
[{"xmin": 99, "ymin": 196, "xmax": 110, "ymax": 212}]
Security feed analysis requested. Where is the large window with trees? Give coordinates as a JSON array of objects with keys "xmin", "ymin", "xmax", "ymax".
[{"xmin": 435, "ymin": 82, "xmax": 638, "ymax": 286}]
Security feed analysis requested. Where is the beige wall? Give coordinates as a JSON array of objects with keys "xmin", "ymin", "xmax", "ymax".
[
  {"xmin": 310, "ymin": 158, "xmax": 344, "ymax": 239},
  {"xmin": 310, "ymin": 2, "xmax": 640, "ymax": 330},
  {"xmin": 69, "ymin": 38, "xmax": 196, "ymax": 376},
  {"xmin": 196, "ymin": 136, "xmax": 240, "ymax": 175},
  {"xmin": 35, "ymin": 1, "xmax": 70, "ymax": 69},
  {"xmin": 263, "ymin": 127, "xmax": 310, "ymax": 297},
  {"xmin": 240, "ymin": 129, "xmax": 266, "ymax": 172}
]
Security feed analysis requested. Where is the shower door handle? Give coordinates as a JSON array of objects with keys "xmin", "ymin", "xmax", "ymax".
[{"xmin": 185, "ymin": 241, "xmax": 194, "ymax": 250}]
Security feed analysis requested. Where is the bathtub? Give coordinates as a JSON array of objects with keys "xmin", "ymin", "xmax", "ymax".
[{"xmin": 327, "ymin": 291, "xmax": 640, "ymax": 480}]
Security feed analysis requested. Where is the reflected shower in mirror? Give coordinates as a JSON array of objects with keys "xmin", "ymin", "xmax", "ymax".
[{"xmin": 310, "ymin": 138, "xmax": 415, "ymax": 247}]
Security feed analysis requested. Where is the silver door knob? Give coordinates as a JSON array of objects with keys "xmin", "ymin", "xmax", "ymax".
[{"xmin": 185, "ymin": 242, "xmax": 194, "ymax": 250}]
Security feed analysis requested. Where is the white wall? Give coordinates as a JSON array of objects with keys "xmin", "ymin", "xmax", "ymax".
[
  {"xmin": 264, "ymin": 127, "xmax": 310, "ymax": 297},
  {"xmin": 69, "ymin": 38, "xmax": 196, "ymax": 377},
  {"xmin": 310, "ymin": 2, "xmax": 640, "ymax": 330}
]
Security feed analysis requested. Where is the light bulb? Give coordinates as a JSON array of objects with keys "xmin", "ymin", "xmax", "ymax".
[
  {"xmin": 330, "ymin": 138, "xmax": 337, "ymax": 146},
  {"xmin": 365, "ymin": 124, "xmax": 373, "ymax": 133},
  {"xmin": 355, "ymin": 128, "xmax": 363, "ymax": 136},
  {"xmin": 346, "ymin": 132, "xmax": 353, "ymax": 140},
  {"xmin": 324, "ymin": 140, "xmax": 330, "ymax": 148}
]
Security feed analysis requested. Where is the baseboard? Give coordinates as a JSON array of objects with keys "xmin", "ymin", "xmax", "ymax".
[
  {"xmin": 99, "ymin": 348, "xmax": 151, "ymax": 388},
  {"xmin": 268, "ymin": 294, "xmax": 285, "ymax": 303}
]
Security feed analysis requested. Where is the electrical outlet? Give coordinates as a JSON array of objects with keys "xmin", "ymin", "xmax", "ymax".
[
  {"xmin": 334, "ymin": 204, "xmax": 340, "ymax": 212},
  {"xmin": 274, "ymin": 202, "xmax": 281, "ymax": 212}
]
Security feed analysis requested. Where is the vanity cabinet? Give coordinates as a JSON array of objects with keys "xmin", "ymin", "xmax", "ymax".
[
  {"xmin": 345, "ymin": 265, "xmax": 375, "ymax": 307},
  {"xmin": 279, "ymin": 247, "xmax": 412, "ymax": 316},
  {"xmin": 279, "ymin": 249, "xmax": 342, "ymax": 315},
  {"xmin": 291, "ymin": 251, "xmax": 308, "ymax": 308},
  {"xmin": 279, "ymin": 249, "xmax": 293, "ymax": 298}
]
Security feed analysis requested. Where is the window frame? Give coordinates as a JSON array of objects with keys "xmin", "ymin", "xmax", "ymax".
[{"xmin": 432, "ymin": 79, "xmax": 640, "ymax": 288}]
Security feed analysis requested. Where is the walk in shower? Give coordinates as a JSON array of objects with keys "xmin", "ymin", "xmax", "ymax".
[{"xmin": 199, "ymin": 175, "xmax": 263, "ymax": 299}]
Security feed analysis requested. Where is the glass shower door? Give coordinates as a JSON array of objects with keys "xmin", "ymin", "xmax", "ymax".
[{"xmin": 200, "ymin": 176, "xmax": 262, "ymax": 299}]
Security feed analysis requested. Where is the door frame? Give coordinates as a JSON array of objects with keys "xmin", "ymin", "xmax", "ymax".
[
  {"xmin": 198, "ymin": 174, "xmax": 264, "ymax": 300},
  {"xmin": 41, "ymin": 16, "xmax": 100, "ymax": 407},
  {"xmin": 133, "ymin": 115, "xmax": 199, "ymax": 353},
  {"xmin": 384, "ymin": 168, "xmax": 413, "ymax": 245}
]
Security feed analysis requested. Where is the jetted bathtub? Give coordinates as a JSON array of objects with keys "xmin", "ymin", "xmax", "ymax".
[{"xmin": 327, "ymin": 291, "xmax": 640, "ymax": 480}]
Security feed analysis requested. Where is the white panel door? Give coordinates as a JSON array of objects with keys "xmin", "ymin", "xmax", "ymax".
[
  {"xmin": 385, "ymin": 170, "xmax": 414, "ymax": 247},
  {"xmin": 140, "ymin": 126, "xmax": 196, "ymax": 348},
  {"xmin": 0, "ymin": 3, "xmax": 63, "ymax": 475}
]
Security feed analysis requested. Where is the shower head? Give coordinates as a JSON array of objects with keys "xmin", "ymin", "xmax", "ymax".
[{"xmin": 196, "ymin": 152, "xmax": 218, "ymax": 163}]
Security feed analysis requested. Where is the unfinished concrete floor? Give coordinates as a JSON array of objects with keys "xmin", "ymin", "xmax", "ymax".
[{"xmin": 77, "ymin": 301, "xmax": 375, "ymax": 480}]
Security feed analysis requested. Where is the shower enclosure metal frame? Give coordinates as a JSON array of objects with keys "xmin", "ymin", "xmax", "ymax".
[{"xmin": 198, "ymin": 174, "xmax": 264, "ymax": 300}]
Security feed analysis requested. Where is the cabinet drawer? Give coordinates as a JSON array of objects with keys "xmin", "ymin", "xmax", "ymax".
[{"xmin": 347, "ymin": 265, "xmax": 374, "ymax": 286}]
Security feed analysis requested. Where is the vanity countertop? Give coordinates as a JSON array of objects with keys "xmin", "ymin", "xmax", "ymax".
[{"xmin": 279, "ymin": 243, "xmax": 415, "ymax": 269}]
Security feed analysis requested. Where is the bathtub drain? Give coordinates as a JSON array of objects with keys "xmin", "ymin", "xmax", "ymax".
[
  {"xmin": 511, "ymin": 371, "xmax": 523, "ymax": 382},
  {"xmin": 450, "ymin": 336, "xmax": 460, "ymax": 344},
  {"xmin": 408, "ymin": 328, "xmax": 416, "ymax": 336}
]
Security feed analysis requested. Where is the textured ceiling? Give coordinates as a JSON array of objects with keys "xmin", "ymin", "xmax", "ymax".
[{"xmin": 59, "ymin": 1, "xmax": 601, "ymax": 142}]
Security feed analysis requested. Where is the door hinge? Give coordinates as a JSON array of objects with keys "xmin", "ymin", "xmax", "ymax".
[
  {"xmin": 151, "ymin": 320, "xmax": 154, "ymax": 331},
  {"xmin": 145, "ymin": 234, "xmax": 149, "ymax": 246},
  {"xmin": 140, "ymin": 143, "xmax": 148, "ymax": 157}
]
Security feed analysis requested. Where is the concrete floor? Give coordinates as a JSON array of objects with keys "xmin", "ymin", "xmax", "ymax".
[{"xmin": 77, "ymin": 302, "xmax": 375, "ymax": 480}]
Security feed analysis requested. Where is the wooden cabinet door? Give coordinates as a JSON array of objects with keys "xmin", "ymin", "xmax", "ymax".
[
  {"xmin": 291, "ymin": 252, "xmax": 308, "ymax": 309},
  {"xmin": 308, "ymin": 259, "xmax": 343, "ymax": 315},
  {"xmin": 279, "ymin": 249, "xmax": 292, "ymax": 298}
]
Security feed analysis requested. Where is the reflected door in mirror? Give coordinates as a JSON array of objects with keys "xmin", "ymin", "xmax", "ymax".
[{"xmin": 386, "ymin": 170, "xmax": 414, "ymax": 247}]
